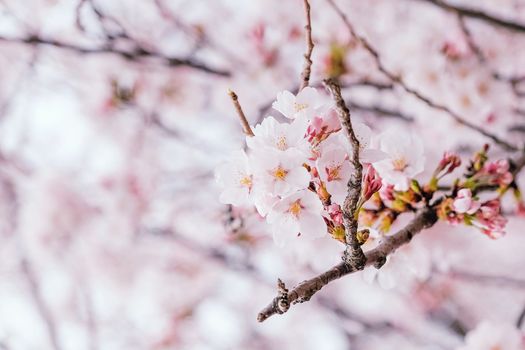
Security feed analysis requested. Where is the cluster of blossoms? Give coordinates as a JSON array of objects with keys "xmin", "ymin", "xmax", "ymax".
[
  {"xmin": 216, "ymin": 87, "xmax": 429, "ymax": 246},
  {"xmin": 217, "ymin": 88, "xmax": 518, "ymax": 246},
  {"xmin": 437, "ymin": 145, "xmax": 514, "ymax": 239}
]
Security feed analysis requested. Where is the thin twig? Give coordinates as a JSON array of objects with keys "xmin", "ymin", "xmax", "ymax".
[
  {"xmin": 228, "ymin": 89, "xmax": 254, "ymax": 137},
  {"xmin": 325, "ymin": 0, "xmax": 519, "ymax": 151},
  {"xmin": 457, "ymin": 15, "xmax": 485, "ymax": 63},
  {"xmin": 323, "ymin": 79, "xmax": 366, "ymax": 270},
  {"xmin": 0, "ymin": 34, "xmax": 230, "ymax": 77},
  {"xmin": 299, "ymin": 0, "xmax": 314, "ymax": 90},
  {"xmin": 257, "ymin": 206, "xmax": 438, "ymax": 322}
]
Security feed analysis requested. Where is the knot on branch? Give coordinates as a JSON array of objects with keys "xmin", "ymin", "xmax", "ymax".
[
  {"xmin": 275, "ymin": 278, "xmax": 290, "ymax": 313},
  {"xmin": 257, "ymin": 278, "xmax": 290, "ymax": 322},
  {"xmin": 343, "ymin": 245, "xmax": 367, "ymax": 270}
]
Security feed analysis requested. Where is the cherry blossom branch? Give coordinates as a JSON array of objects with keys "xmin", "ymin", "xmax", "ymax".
[
  {"xmin": 299, "ymin": 0, "xmax": 314, "ymax": 90},
  {"xmin": 415, "ymin": 0, "xmax": 525, "ymax": 33},
  {"xmin": 228, "ymin": 89, "xmax": 254, "ymax": 137},
  {"xmin": 0, "ymin": 34, "xmax": 230, "ymax": 77},
  {"xmin": 323, "ymin": 78, "xmax": 367, "ymax": 270},
  {"xmin": 325, "ymin": 0, "xmax": 519, "ymax": 152},
  {"xmin": 257, "ymin": 206, "xmax": 438, "ymax": 322}
]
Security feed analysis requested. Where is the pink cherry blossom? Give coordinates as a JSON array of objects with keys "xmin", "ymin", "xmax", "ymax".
[
  {"xmin": 246, "ymin": 115, "xmax": 310, "ymax": 155},
  {"xmin": 452, "ymin": 189, "xmax": 480, "ymax": 214},
  {"xmin": 316, "ymin": 145, "xmax": 353, "ymax": 204},
  {"xmin": 266, "ymin": 189, "xmax": 327, "ymax": 247},
  {"xmin": 372, "ymin": 128, "xmax": 425, "ymax": 191},
  {"xmin": 457, "ymin": 322, "xmax": 524, "ymax": 350},
  {"xmin": 252, "ymin": 149, "xmax": 310, "ymax": 197},
  {"xmin": 272, "ymin": 87, "xmax": 326, "ymax": 120}
]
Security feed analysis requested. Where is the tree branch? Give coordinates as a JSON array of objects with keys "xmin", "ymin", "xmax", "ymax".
[
  {"xmin": 0, "ymin": 34, "xmax": 231, "ymax": 77},
  {"xmin": 257, "ymin": 206, "xmax": 438, "ymax": 322},
  {"xmin": 325, "ymin": 0, "xmax": 519, "ymax": 151},
  {"xmin": 323, "ymin": 78, "xmax": 366, "ymax": 270},
  {"xmin": 299, "ymin": 0, "xmax": 314, "ymax": 90},
  {"xmin": 415, "ymin": 0, "xmax": 525, "ymax": 33}
]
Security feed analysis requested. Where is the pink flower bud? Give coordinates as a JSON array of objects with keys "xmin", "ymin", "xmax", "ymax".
[
  {"xmin": 362, "ymin": 165, "xmax": 382, "ymax": 201},
  {"xmin": 328, "ymin": 203, "xmax": 344, "ymax": 226},
  {"xmin": 436, "ymin": 151, "xmax": 461, "ymax": 175}
]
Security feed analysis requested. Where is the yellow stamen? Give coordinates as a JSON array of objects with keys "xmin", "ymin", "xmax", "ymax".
[
  {"xmin": 326, "ymin": 165, "xmax": 341, "ymax": 181},
  {"xmin": 276, "ymin": 136, "xmax": 287, "ymax": 151},
  {"xmin": 288, "ymin": 200, "xmax": 302, "ymax": 217},
  {"xmin": 272, "ymin": 166, "xmax": 288, "ymax": 180},
  {"xmin": 294, "ymin": 102, "xmax": 308, "ymax": 112},
  {"xmin": 392, "ymin": 157, "xmax": 408, "ymax": 171},
  {"xmin": 239, "ymin": 175, "xmax": 252, "ymax": 189}
]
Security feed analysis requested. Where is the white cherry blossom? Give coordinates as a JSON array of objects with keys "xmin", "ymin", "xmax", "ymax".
[
  {"xmin": 453, "ymin": 189, "xmax": 480, "ymax": 214},
  {"xmin": 371, "ymin": 128, "xmax": 425, "ymax": 191},
  {"xmin": 321, "ymin": 123, "xmax": 386, "ymax": 164},
  {"xmin": 266, "ymin": 189, "xmax": 326, "ymax": 247},
  {"xmin": 272, "ymin": 87, "xmax": 326, "ymax": 120},
  {"xmin": 246, "ymin": 115, "xmax": 310, "ymax": 155},
  {"xmin": 316, "ymin": 145, "xmax": 353, "ymax": 204},
  {"xmin": 354, "ymin": 122, "xmax": 388, "ymax": 163},
  {"xmin": 252, "ymin": 149, "xmax": 310, "ymax": 197},
  {"xmin": 215, "ymin": 150, "xmax": 256, "ymax": 206}
]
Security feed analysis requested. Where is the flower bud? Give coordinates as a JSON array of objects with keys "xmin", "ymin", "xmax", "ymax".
[
  {"xmin": 436, "ymin": 151, "xmax": 461, "ymax": 176},
  {"xmin": 362, "ymin": 165, "xmax": 382, "ymax": 202},
  {"xmin": 356, "ymin": 229, "xmax": 370, "ymax": 245}
]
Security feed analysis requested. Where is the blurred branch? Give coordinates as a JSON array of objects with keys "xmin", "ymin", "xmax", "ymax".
[
  {"xmin": 323, "ymin": 79, "xmax": 366, "ymax": 270},
  {"xmin": 19, "ymin": 256, "xmax": 63, "ymax": 350},
  {"xmin": 517, "ymin": 305, "xmax": 525, "ymax": 328},
  {"xmin": 299, "ymin": 0, "xmax": 314, "ymax": 90},
  {"xmin": 348, "ymin": 101, "xmax": 414, "ymax": 122},
  {"xmin": 325, "ymin": 0, "xmax": 519, "ymax": 152},
  {"xmin": 448, "ymin": 269, "xmax": 525, "ymax": 289},
  {"xmin": 257, "ymin": 207, "xmax": 438, "ymax": 322},
  {"xmin": 415, "ymin": 0, "xmax": 525, "ymax": 33},
  {"xmin": 0, "ymin": 34, "xmax": 231, "ymax": 76},
  {"xmin": 457, "ymin": 15, "xmax": 485, "ymax": 63}
]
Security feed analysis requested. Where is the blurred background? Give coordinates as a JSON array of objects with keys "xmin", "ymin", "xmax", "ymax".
[{"xmin": 0, "ymin": 0, "xmax": 524, "ymax": 349}]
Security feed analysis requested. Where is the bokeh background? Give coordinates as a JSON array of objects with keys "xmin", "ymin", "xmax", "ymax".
[{"xmin": 0, "ymin": 0, "xmax": 524, "ymax": 349}]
